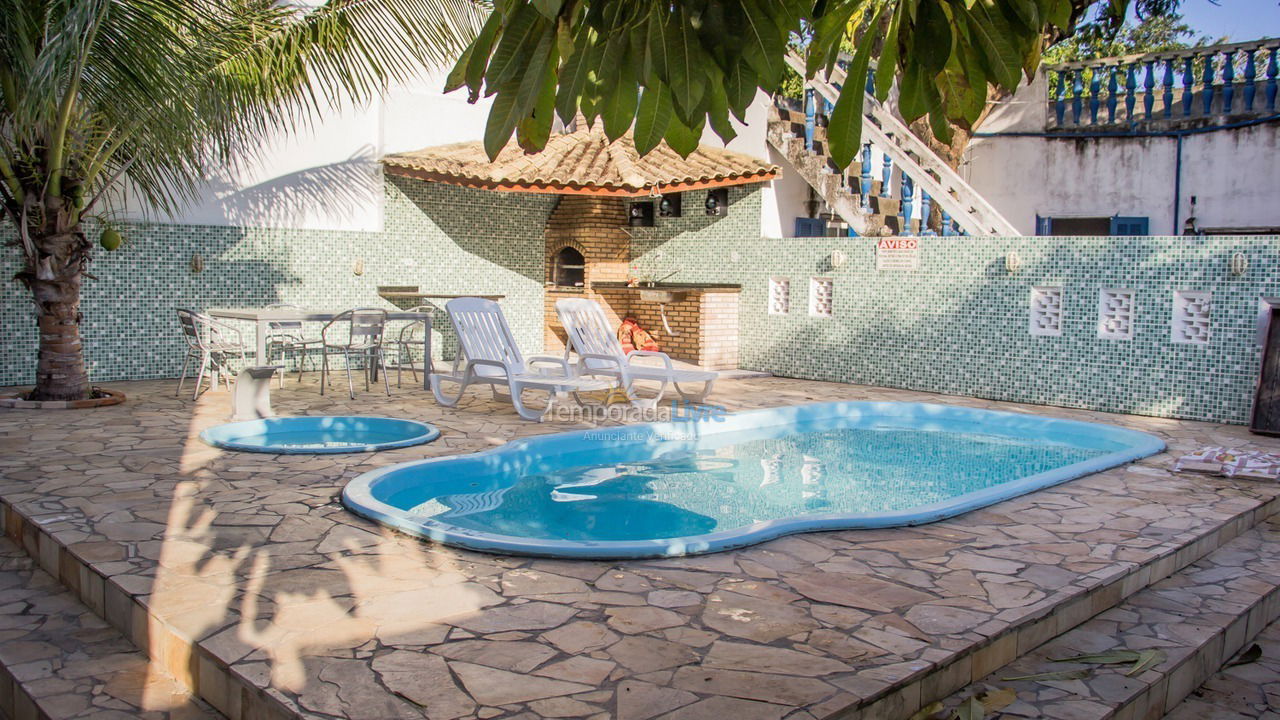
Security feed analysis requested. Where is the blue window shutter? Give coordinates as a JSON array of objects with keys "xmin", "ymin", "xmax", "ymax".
[
  {"xmin": 1110, "ymin": 216, "xmax": 1149, "ymax": 235},
  {"xmin": 1035, "ymin": 215, "xmax": 1052, "ymax": 235},
  {"xmin": 794, "ymin": 218, "xmax": 825, "ymax": 237}
]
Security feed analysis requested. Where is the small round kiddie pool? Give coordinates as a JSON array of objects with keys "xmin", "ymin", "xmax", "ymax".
[
  {"xmin": 343, "ymin": 401, "xmax": 1164, "ymax": 558},
  {"xmin": 201, "ymin": 416, "xmax": 439, "ymax": 454}
]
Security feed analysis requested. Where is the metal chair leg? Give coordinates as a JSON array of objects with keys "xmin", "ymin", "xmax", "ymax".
[
  {"xmin": 320, "ymin": 350, "xmax": 328, "ymax": 395},
  {"xmin": 380, "ymin": 349, "xmax": 391, "ymax": 396},
  {"xmin": 194, "ymin": 354, "xmax": 209, "ymax": 400},
  {"xmin": 177, "ymin": 351, "xmax": 193, "ymax": 397},
  {"xmin": 345, "ymin": 350, "xmax": 355, "ymax": 399}
]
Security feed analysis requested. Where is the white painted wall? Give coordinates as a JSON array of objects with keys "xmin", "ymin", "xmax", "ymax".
[
  {"xmin": 966, "ymin": 71, "xmax": 1280, "ymax": 235},
  {"xmin": 697, "ymin": 90, "xmax": 812, "ymax": 238},
  {"xmin": 119, "ymin": 69, "xmax": 797, "ymax": 236},
  {"xmin": 120, "ymin": 69, "xmax": 494, "ymax": 233}
]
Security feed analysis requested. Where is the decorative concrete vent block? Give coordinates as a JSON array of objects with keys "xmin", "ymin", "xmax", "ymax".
[
  {"xmin": 1029, "ymin": 286, "xmax": 1064, "ymax": 337},
  {"xmin": 1172, "ymin": 290, "xmax": 1212, "ymax": 344},
  {"xmin": 1097, "ymin": 288, "xmax": 1135, "ymax": 340},
  {"xmin": 809, "ymin": 277, "xmax": 834, "ymax": 318},
  {"xmin": 769, "ymin": 277, "xmax": 791, "ymax": 315}
]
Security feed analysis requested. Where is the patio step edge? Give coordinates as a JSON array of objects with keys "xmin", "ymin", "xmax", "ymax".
[
  {"xmin": 3, "ymin": 492, "xmax": 1279, "ymax": 720},
  {"xmin": 0, "ymin": 501, "xmax": 300, "ymax": 720},
  {"xmin": 930, "ymin": 517, "xmax": 1280, "ymax": 720},
  {"xmin": 1162, "ymin": 609, "xmax": 1280, "ymax": 719},
  {"xmin": 834, "ymin": 492, "xmax": 1280, "ymax": 720},
  {"xmin": 0, "ymin": 536, "xmax": 220, "ymax": 720}
]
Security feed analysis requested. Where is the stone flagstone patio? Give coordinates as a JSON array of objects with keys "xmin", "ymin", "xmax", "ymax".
[{"xmin": 2, "ymin": 375, "xmax": 1280, "ymax": 720}]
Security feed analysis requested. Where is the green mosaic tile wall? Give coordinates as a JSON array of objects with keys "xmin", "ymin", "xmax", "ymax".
[
  {"xmin": 0, "ymin": 176, "xmax": 556, "ymax": 386},
  {"xmin": 635, "ymin": 230, "xmax": 1280, "ymax": 424}
]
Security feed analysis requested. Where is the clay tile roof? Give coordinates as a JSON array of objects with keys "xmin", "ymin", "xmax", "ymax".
[{"xmin": 381, "ymin": 124, "xmax": 779, "ymax": 196}]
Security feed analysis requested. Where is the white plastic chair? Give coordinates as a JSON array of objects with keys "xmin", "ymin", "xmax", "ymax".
[
  {"xmin": 176, "ymin": 309, "xmax": 249, "ymax": 399},
  {"xmin": 265, "ymin": 302, "xmax": 322, "ymax": 387},
  {"xmin": 319, "ymin": 308, "xmax": 391, "ymax": 398},
  {"xmin": 430, "ymin": 297, "xmax": 609, "ymax": 421},
  {"xmin": 555, "ymin": 298, "xmax": 717, "ymax": 405}
]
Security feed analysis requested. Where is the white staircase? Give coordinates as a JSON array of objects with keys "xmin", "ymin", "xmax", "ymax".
[{"xmin": 769, "ymin": 53, "xmax": 1019, "ymax": 238}]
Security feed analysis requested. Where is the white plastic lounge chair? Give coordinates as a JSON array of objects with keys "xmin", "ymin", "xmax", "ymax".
[
  {"xmin": 431, "ymin": 297, "xmax": 609, "ymax": 421},
  {"xmin": 555, "ymin": 298, "xmax": 717, "ymax": 405}
]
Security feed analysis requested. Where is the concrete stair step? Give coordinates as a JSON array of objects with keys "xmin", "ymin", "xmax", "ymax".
[
  {"xmin": 1162, "ymin": 612, "xmax": 1280, "ymax": 719},
  {"xmin": 0, "ymin": 538, "xmax": 220, "ymax": 720},
  {"xmin": 933, "ymin": 518, "xmax": 1280, "ymax": 720}
]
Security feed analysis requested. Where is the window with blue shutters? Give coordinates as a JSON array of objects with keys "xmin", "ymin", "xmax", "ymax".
[
  {"xmin": 1110, "ymin": 216, "xmax": 1150, "ymax": 235},
  {"xmin": 794, "ymin": 218, "xmax": 826, "ymax": 237}
]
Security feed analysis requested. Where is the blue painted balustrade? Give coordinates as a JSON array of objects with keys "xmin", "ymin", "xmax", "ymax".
[
  {"xmin": 919, "ymin": 190, "xmax": 934, "ymax": 235},
  {"xmin": 900, "ymin": 173, "xmax": 914, "ymax": 234},
  {"xmin": 804, "ymin": 89, "xmax": 816, "ymax": 151},
  {"xmin": 859, "ymin": 144, "xmax": 872, "ymax": 212},
  {"xmin": 1046, "ymin": 39, "xmax": 1280, "ymax": 131},
  {"xmin": 1264, "ymin": 47, "xmax": 1274, "ymax": 110}
]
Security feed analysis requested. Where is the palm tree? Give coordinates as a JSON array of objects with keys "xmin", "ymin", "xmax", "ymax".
[{"xmin": 0, "ymin": 0, "xmax": 483, "ymax": 401}]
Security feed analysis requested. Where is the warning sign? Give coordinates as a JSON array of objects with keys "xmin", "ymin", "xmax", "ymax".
[{"xmin": 876, "ymin": 237, "xmax": 920, "ymax": 271}]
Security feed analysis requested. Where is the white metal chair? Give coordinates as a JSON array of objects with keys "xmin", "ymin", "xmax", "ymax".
[
  {"xmin": 430, "ymin": 297, "xmax": 609, "ymax": 421},
  {"xmin": 385, "ymin": 304, "xmax": 431, "ymax": 388},
  {"xmin": 265, "ymin": 303, "xmax": 322, "ymax": 387},
  {"xmin": 176, "ymin": 308, "xmax": 249, "ymax": 399},
  {"xmin": 319, "ymin": 308, "xmax": 391, "ymax": 398},
  {"xmin": 555, "ymin": 298, "xmax": 717, "ymax": 406}
]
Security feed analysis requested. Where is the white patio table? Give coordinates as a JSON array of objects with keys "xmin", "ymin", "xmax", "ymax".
[{"xmin": 206, "ymin": 307, "xmax": 433, "ymax": 390}]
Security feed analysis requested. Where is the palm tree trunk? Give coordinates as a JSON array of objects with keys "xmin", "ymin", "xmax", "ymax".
[{"xmin": 20, "ymin": 219, "xmax": 92, "ymax": 402}]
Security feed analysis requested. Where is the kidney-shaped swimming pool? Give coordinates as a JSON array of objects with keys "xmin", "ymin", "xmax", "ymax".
[{"xmin": 342, "ymin": 402, "xmax": 1164, "ymax": 559}]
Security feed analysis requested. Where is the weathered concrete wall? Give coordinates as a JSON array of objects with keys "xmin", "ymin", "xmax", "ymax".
[{"xmin": 967, "ymin": 73, "xmax": 1280, "ymax": 235}]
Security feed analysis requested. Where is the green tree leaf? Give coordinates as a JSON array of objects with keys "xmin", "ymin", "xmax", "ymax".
[
  {"xmin": 555, "ymin": 32, "xmax": 595, "ymax": 123},
  {"xmin": 705, "ymin": 70, "xmax": 737, "ymax": 144},
  {"xmin": 485, "ymin": 4, "xmax": 544, "ymax": 92},
  {"xmin": 959, "ymin": 0, "xmax": 1024, "ymax": 89},
  {"xmin": 663, "ymin": 110, "xmax": 704, "ymax": 157},
  {"xmin": 517, "ymin": 60, "xmax": 558, "ymax": 151},
  {"xmin": 659, "ymin": 9, "xmax": 707, "ymax": 117},
  {"xmin": 532, "ymin": 0, "xmax": 563, "ymax": 21},
  {"xmin": 634, "ymin": 80, "xmax": 674, "ymax": 154},
  {"xmin": 724, "ymin": 61, "xmax": 758, "ymax": 121},
  {"xmin": 739, "ymin": 0, "xmax": 786, "ymax": 88},
  {"xmin": 826, "ymin": 5, "xmax": 883, "ymax": 169},
  {"xmin": 601, "ymin": 64, "xmax": 639, "ymax": 141},
  {"xmin": 874, "ymin": 2, "xmax": 905, "ymax": 101},
  {"xmin": 912, "ymin": 0, "xmax": 954, "ymax": 74}
]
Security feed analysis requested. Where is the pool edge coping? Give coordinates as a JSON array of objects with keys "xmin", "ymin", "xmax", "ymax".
[{"xmin": 341, "ymin": 401, "xmax": 1167, "ymax": 559}]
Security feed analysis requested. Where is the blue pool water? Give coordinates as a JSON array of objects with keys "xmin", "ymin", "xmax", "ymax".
[
  {"xmin": 201, "ymin": 416, "xmax": 439, "ymax": 454},
  {"xmin": 343, "ymin": 402, "xmax": 1164, "ymax": 558}
]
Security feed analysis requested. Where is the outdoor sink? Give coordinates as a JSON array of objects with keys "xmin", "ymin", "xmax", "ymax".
[{"xmin": 638, "ymin": 289, "xmax": 689, "ymax": 303}]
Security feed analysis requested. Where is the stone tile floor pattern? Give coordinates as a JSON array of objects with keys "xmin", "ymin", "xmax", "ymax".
[
  {"xmin": 0, "ymin": 536, "xmax": 217, "ymax": 719},
  {"xmin": 2, "ymin": 376, "xmax": 1280, "ymax": 720},
  {"xmin": 1166, "ymin": 617, "xmax": 1280, "ymax": 719},
  {"xmin": 938, "ymin": 517, "xmax": 1280, "ymax": 719}
]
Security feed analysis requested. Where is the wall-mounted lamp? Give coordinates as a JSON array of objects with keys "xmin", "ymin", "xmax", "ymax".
[
  {"xmin": 704, "ymin": 188, "xmax": 728, "ymax": 217},
  {"xmin": 659, "ymin": 193, "xmax": 682, "ymax": 217},
  {"xmin": 190, "ymin": 253, "xmax": 204, "ymax": 273},
  {"xmin": 1005, "ymin": 251, "xmax": 1023, "ymax": 273},
  {"xmin": 829, "ymin": 249, "xmax": 848, "ymax": 269},
  {"xmin": 353, "ymin": 258, "xmax": 365, "ymax": 276},
  {"xmin": 628, "ymin": 201, "xmax": 655, "ymax": 227},
  {"xmin": 1229, "ymin": 252, "xmax": 1249, "ymax": 276}
]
